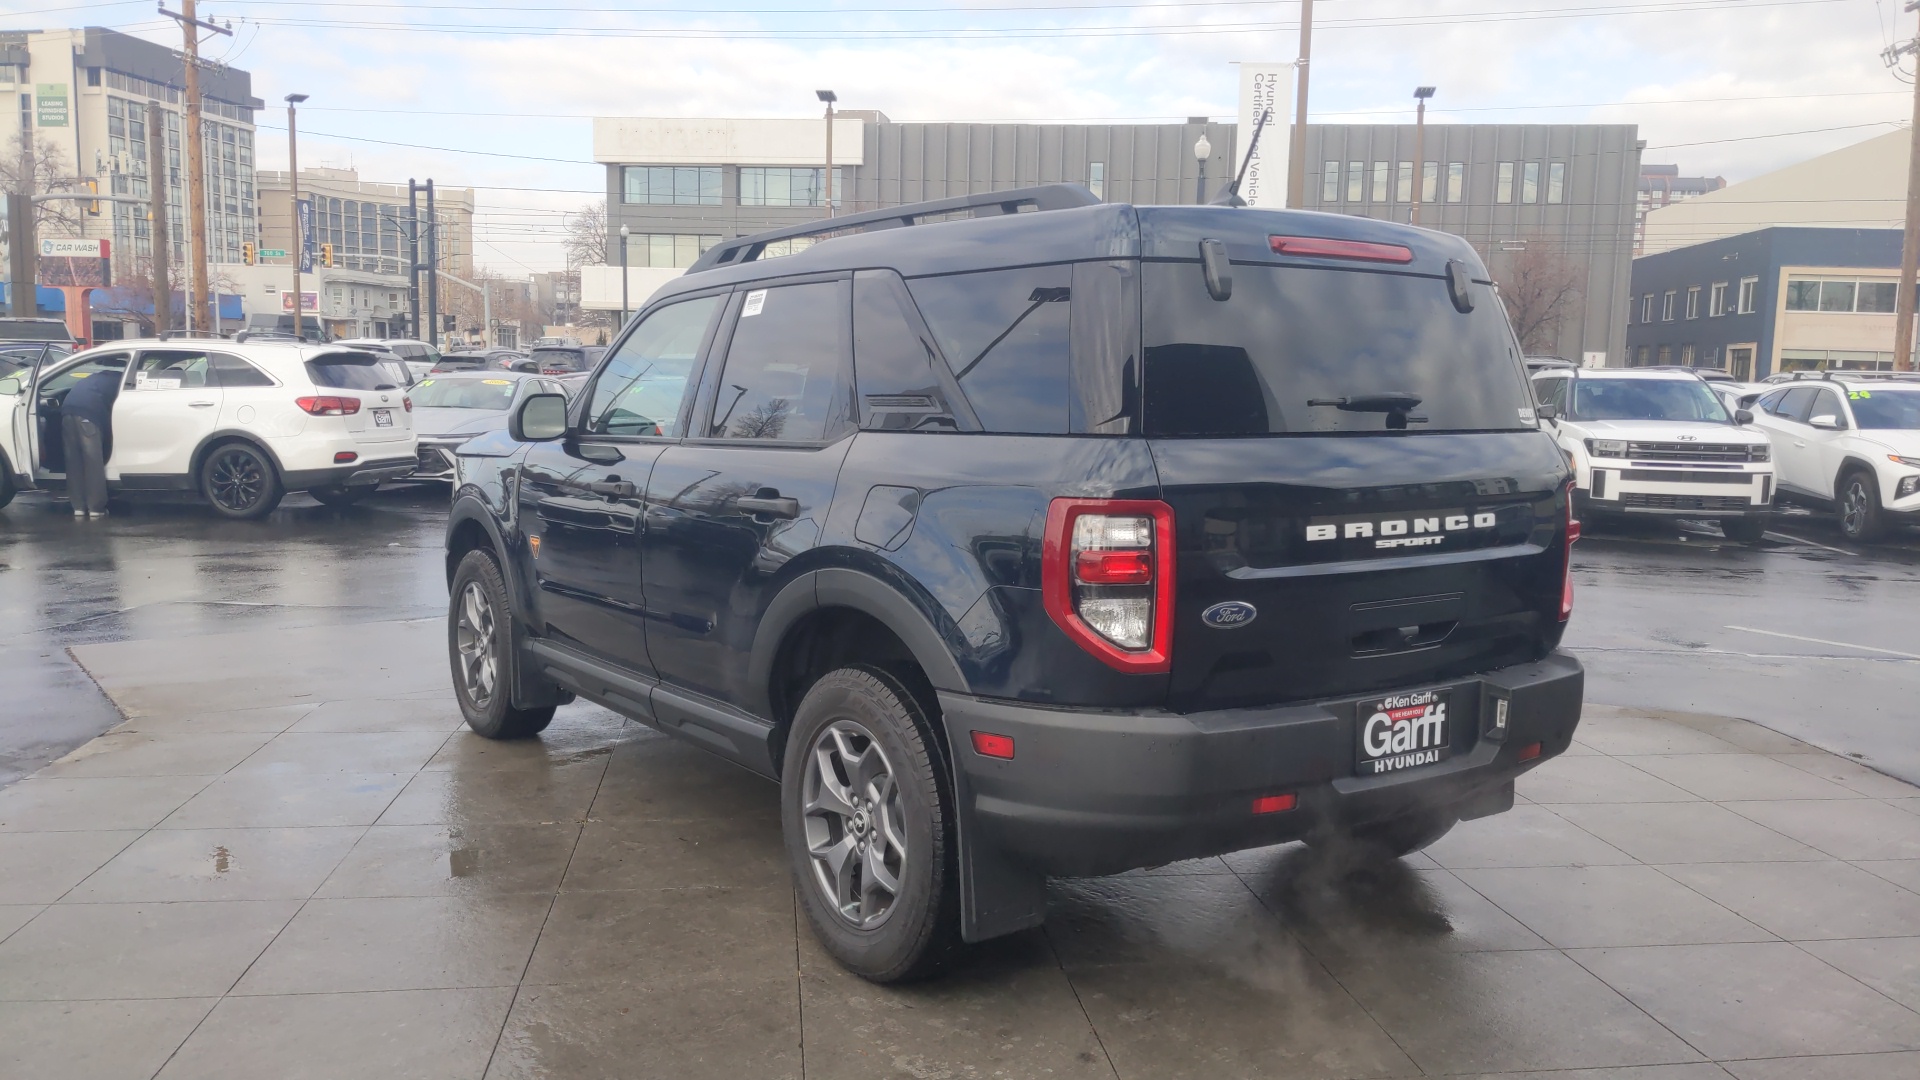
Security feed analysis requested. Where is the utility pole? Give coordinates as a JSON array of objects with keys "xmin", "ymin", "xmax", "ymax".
[
  {"xmin": 817, "ymin": 90, "xmax": 838, "ymax": 218},
  {"xmin": 407, "ymin": 180, "xmax": 421, "ymax": 339},
  {"xmin": 1286, "ymin": 0, "xmax": 1313, "ymax": 209},
  {"xmin": 1411, "ymin": 86, "xmax": 1436, "ymax": 226},
  {"xmin": 146, "ymin": 101, "xmax": 170, "ymax": 335},
  {"xmin": 425, "ymin": 179, "xmax": 438, "ymax": 349},
  {"xmin": 1885, "ymin": 1, "xmax": 1920, "ymax": 372},
  {"xmin": 6, "ymin": 192, "xmax": 34, "ymax": 318},
  {"xmin": 160, "ymin": 2, "xmax": 229, "ymax": 334},
  {"xmin": 286, "ymin": 93, "xmax": 308, "ymax": 341}
]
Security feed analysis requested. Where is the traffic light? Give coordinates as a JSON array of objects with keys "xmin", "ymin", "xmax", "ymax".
[
  {"xmin": 443, "ymin": 314, "xmax": 456, "ymax": 331},
  {"xmin": 242, "ymin": 241, "xmax": 255, "ymax": 266},
  {"xmin": 321, "ymin": 242, "xmax": 334, "ymax": 268},
  {"xmin": 84, "ymin": 178, "xmax": 100, "ymax": 216}
]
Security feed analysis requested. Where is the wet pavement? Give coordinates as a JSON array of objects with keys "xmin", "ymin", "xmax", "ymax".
[{"xmin": 3, "ymin": 488, "xmax": 1920, "ymax": 1078}]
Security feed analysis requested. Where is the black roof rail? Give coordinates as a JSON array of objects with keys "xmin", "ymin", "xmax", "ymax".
[{"xmin": 685, "ymin": 183, "xmax": 1103, "ymax": 275}]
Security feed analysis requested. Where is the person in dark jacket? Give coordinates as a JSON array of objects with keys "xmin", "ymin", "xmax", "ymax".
[{"xmin": 59, "ymin": 364, "xmax": 120, "ymax": 517}]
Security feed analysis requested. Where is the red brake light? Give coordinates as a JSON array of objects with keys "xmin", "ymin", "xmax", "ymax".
[
  {"xmin": 1517, "ymin": 742, "xmax": 1543, "ymax": 763},
  {"xmin": 403, "ymin": 396, "xmax": 413, "ymax": 412},
  {"xmin": 296, "ymin": 395, "xmax": 361, "ymax": 416},
  {"xmin": 970, "ymin": 731, "xmax": 1015, "ymax": 759},
  {"xmin": 1252, "ymin": 793, "xmax": 1296, "ymax": 815},
  {"xmin": 1561, "ymin": 481, "xmax": 1578, "ymax": 622},
  {"xmin": 1042, "ymin": 498, "xmax": 1176, "ymax": 674},
  {"xmin": 1269, "ymin": 235, "xmax": 1415, "ymax": 263},
  {"xmin": 333, "ymin": 451, "xmax": 357, "ymax": 464}
]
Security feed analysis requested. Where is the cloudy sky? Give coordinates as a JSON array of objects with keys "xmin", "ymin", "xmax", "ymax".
[{"xmin": 15, "ymin": 0, "xmax": 1909, "ymax": 273}]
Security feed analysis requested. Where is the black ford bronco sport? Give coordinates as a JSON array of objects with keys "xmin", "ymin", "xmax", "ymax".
[{"xmin": 444, "ymin": 185, "xmax": 1584, "ymax": 982}]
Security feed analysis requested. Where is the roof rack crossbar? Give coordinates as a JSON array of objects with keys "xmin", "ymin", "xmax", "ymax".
[{"xmin": 684, "ymin": 183, "xmax": 1102, "ymax": 275}]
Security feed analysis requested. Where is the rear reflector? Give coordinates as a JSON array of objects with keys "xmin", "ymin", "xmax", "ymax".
[
  {"xmin": 1252, "ymin": 793, "xmax": 1297, "ymax": 815},
  {"xmin": 403, "ymin": 396, "xmax": 413, "ymax": 412},
  {"xmin": 1269, "ymin": 235, "xmax": 1415, "ymax": 264},
  {"xmin": 333, "ymin": 451, "xmax": 357, "ymax": 464},
  {"xmin": 970, "ymin": 731, "xmax": 1015, "ymax": 759},
  {"xmin": 1517, "ymin": 742, "xmax": 1543, "ymax": 763}
]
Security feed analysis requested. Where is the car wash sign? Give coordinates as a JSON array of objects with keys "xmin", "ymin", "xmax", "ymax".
[
  {"xmin": 35, "ymin": 84, "xmax": 68, "ymax": 127},
  {"xmin": 39, "ymin": 237, "xmax": 109, "ymax": 287}
]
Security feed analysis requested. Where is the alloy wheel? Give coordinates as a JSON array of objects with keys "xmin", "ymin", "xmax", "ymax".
[
  {"xmin": 454, "ymin": 580, "xmax": 498, "ymax": 708},
  {"xmin": 1842, "ymin": 479, "xmax": 1870, "ymax": 537},
  {"xmin": 208, "ymin": 449, "xmax": 264, "ymax": 512},
  {"xmin": 801, "ymin": 718, "xmax": 907, "ymax": 929}
]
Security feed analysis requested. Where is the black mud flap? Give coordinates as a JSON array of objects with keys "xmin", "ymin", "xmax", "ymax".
[{"xmin": 940, "ymin": 723, "xmax": 1048, "ymax": 943}]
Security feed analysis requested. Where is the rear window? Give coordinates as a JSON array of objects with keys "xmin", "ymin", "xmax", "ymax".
[
  {"xmin": 1141, "ymin": 262, "xmax": 1533, "ymax": 435},
  {"xmin": 305, "ymin": 353, "xmax": 396, "ymax": 391},
  {"xmin": 530, "ymin": 348, "xmax": 588, "ymax": 372},
  {"xmin": 0, "ymin": 322, "xmax": 71, "ymax": 342}
]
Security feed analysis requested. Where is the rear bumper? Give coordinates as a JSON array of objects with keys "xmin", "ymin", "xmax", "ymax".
[
  {"xmin": 282, "ymin": 456, "xmax": 416, "ymax": 491},
  {"xmin": 940, "ymin": 650, "xmax": 1583, "ymax": 881}
]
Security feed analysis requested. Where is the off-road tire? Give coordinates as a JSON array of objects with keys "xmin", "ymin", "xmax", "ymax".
[
  {"xmin": 200, "ymin": 442, "xmax": 283, "ymax": 520},
  {"xmin": 782, "ymin": 665, "xmax": 962, "ymax": 983},
  {"xmin": 1720, "ymin": 515, "xmax": 1768, "ymax": 543},
  {"xmin": 310, "ymin": 483, "xmax": 372, "ymax": 508},
  {"xmin": 0, "ymin": 461, "xmax": 14, "ymax": 510},
  {"xmin": 1837, "ymin": 469, "xmax": 1887, "ymax": 543},
  {"xmin": 448, "ymin": 548, "xmax": 554, "ymax": 739}
]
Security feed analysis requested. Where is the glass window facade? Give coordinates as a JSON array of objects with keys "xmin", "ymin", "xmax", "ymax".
[
  {"xmin": 739, "ymin": 166, "xmax": 845, "ymax": 207},
  {"xmin": 623, "ymin": 166, "xmax": 722, "ymax": 205},
  {"xmin": 628, "ymin": 233, "xmax": 722, "ymax": 269}
]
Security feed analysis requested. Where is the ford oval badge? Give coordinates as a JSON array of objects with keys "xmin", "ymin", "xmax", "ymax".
[{"xmin": 1201, "ymin": 601, "xmax": 1257, "ymax": 629}]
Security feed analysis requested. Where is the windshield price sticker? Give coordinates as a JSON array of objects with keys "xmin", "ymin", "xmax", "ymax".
[
  {"xmin": 1357, "ymin": 690, "xmax": 1453, "ymax": 775},
  {"xmin": 742, "ymin": 290, "xmax": 768, "ymax": 317}
]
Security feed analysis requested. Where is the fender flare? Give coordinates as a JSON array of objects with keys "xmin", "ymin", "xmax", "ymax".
[
  {"xmin": 188, "ymin": 430, "xmax": 288, "ymax": 481},
  {"xmin": 1835, "ymin": 456, "xmax": 1884, "ymax": 500},
  {"xmin": 745, "ymin": 566, "xmax": 970, "ymax": 721}
]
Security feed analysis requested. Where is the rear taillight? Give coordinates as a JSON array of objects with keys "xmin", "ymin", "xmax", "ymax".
[
  {"xmin": 403, "ymin": 396, "xmax": 413, "ymax": 412},
  {"xmin": 296, "ymin": 396, "xmax": 361, "ymax": 416},
  {"xmin": 1042, "ymin": 498, "xmax": 1175, "ymax": 673},
  {"xmin": 1561, "ymin": 481, "xmax": 1579, "ymax": 622}
]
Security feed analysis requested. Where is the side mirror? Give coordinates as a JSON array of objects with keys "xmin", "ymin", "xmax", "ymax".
[
  {"xmin": 1734, "ymin": 409, "xmax": 1755, "ymax": 426},
  {"xmin": 1535, "ymin": 403, "xmax": 1558, "ymax": 421},
  {"xmin": 1199, "ymin": 238, "xmax": 1233, "ymax": 302},
  {"xmin": 0, "ymin": 376, "xmax": 20, "ymax": 397},
  {"xmin": 510, "ymin": 392, "xmax": 569, "ymax": 442},
  {"xmin": 1808, "ymin": 414, "xmax": 1843, "ymax": 431}
]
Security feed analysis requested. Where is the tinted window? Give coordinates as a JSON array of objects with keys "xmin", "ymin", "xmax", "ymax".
[
  {"xmin": 530, "ymin": 348, "xmax": 589, "ymax": 372},
  {"xmin": 587, "ymin": 294, "xmax": 721, "ymax": 437},
  {"xmin": 707, "ymin": 281, "xmax": 851, "ymax": 441},
  {"xmin": 305, "ymin": 354, "xmax": 393, "ymax": 391},
  {"xmin": 852, "ymin": 270, "xmax": 960, "ymax": 431},
  {"xmin": 210, "ymin": 352, "xmax": 276, "ymax": 387},
  {"xmin": 1571, "ymin": 379, "xmax": 1729, "ymax": 423},
  {"xmin": 1532, "ymin": 376, "xmax": 1569, "ymax": 413},
  {"xmin": 1774, "ymin": 387, "xmax": 1817, "ymax": 422},
  {"xmin": 1849, "ymin": 389, "xmax": 1920, "ymax": 429},
  {"xmin": 128, "ymin": 350, "xmax": 212, "ymax": 389},
  {"xmin": 1142, "ymin": 262, "xmax": 1531, "ymax": 435},
  {"xmin": 908, "ymin": 266, "xmax": 1071, "ymax": 434},
  {"xmin": 1807, "ymin": 389, "xmax": 1846, "ymax": 426}
]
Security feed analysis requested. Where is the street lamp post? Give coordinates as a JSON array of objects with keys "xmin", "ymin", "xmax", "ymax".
[
  {"xmin": 817, "ymin": 90, "xmax": 837, "ymax": 218},
  {"xmin": 1193, "ymin": 131, "xmax": 1212, "ymax": 204},
  {"xmin": 286, "ymin": 93, "xmax": 309, "ymax": 340},
  {"xmin": 1411, "ymin": 86, "xmax": 1435, "ymax": 227},
  {"xmin": 619, "ymin": 223, "xmax": 630, "ymax": 328}
]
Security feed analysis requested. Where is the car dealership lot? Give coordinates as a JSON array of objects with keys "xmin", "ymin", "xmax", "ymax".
[{"xmin": 3, "ymin": 489, "xmax": 1920, "ymax": 1078}]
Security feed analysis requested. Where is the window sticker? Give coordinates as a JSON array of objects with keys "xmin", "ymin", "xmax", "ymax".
[
  {"xmin": 1849, "ymin": 390, "xmax": 1872, "ymax": 399},
  {"xmin": 742, "ymin": 289, "xmax": 767, "ymax": 317},
  {"xmin": 482, "ymin": 379, "xmax": 509, "ymax": 385}
]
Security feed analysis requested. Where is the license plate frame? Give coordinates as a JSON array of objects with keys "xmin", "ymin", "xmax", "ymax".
[
  {"xmin": 373, "ymin": 409, "xmax": 394, "ymax": 427},
  {"xmin": 1356, "ymin": 689, "xmax": 1454, "ymax": 776}
]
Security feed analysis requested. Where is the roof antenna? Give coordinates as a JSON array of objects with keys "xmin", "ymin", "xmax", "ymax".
[{"xmin": 1210, "ymin": 107, "xmax": 1272, "ymax": 207}]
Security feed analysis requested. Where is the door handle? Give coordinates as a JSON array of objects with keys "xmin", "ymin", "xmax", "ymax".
[
  {"xmin": 736, "ymin": 494, "xmax": 800, "ymax": 519},
  {"xmin": 587, "ymin": 479, "xmax": 636, "ymax": 499},
  {"xmin": 1793, "ymin": 440, "xmax": 1807, "ymax": 448},
  {"xmin": 188, "ymin": 400, "xmax": 217, "ymax": 408}
]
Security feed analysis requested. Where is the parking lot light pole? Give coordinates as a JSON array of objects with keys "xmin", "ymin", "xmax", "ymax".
[
  {"xmin": 817, "ymin": 89, "xmax": 837, "ymax": 218},
  {"xmin": 286, "ymin": 93, "xmax": 308, "ymax": 341},
  {"xmin": 1411, "ymin": 86, "xmax": 1436, "ymax": 226},
  {"xmin": 619, "ymin": 224, "xmax": 629, "ymax": 328},
  {"xmin": 1193, "ymin": 132, "xmax": 1212, "ymax": 204}
]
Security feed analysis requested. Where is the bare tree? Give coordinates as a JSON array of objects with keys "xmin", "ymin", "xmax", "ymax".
[
  {"xmin": 564, "ymin": 202, "xmax": 608, "ymax": 268},
  {"xmin": 0, "ymin": 133, "xmax": 84, "ymax": 236},
  {"xmin": 1497, "ymin": 242, "xmax": 1585, "ymax": 356}
]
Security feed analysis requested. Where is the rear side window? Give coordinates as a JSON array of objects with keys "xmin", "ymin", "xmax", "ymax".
[
  {"xmin": 210, "ymin": 352, "xmax": 276, "ymax": 387},
  {"xmin": 908, "ymin": 265, "xmax": 1072, "ymax": 435},
  {"xmin": 852, "ymin": 270, "xmax": 962, "ymax": 431},
  {"xmin": 707, "ymin": 281, "xmax": 851, "ymax": 442},
  {"xmin": 1141, "ymin": 262, "xmax": 1532, "ymax": 435},
  {"xmin": 305, "ymin": 354, "xmax": 393, "ymax": 391}
]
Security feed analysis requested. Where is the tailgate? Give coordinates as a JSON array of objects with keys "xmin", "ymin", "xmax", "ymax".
[
  {"xmin": 1151, "ymin": 431, "xmax": 1571, "ymax": 713},
  {"xmin": 347, "ymin": 389, "xmax": 412, "ymax": 445}
]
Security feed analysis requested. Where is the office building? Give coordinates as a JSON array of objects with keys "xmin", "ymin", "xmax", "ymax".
[
  {"xmin": 1626, "ymin": 227, "xmax": 1903, "ymax": 380},
  {"xmin": 589, "ymin": 114, "xmax": 1642, "ymax": 364},
  {"xmin": 1635, "ymin": 165, "xmax": 1724, "ymax": 254},
  {"xmin": 1641, "ymin": 131, "xmax": 1905, "ymax": 256}
]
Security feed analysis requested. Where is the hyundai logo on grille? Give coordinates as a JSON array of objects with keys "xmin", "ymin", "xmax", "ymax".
[
  {"xmin": 1201, "ymin": 601, "xmax": 1257, "ymax": 629},
  {"xmin": 1306, "ymin": 511, "xmax": 1498, "ymax": 550}
]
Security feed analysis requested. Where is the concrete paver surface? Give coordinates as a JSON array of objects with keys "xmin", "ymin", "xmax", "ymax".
[{"xmin": 1, "ymin": 616, "xmax": 1918, "ymax": 1078}]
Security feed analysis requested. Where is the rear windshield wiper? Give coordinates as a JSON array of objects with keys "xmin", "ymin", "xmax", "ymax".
[{"xmin": 1308, "ymin": 392, "xmax": 1423, "ymax": 413}]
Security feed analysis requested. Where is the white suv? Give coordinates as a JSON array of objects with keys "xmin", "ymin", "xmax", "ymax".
[
  {"xmin": 0, "ymin": 338, "xmax": 416, "ymax": 518},
  {"xmin": 1531, "ymin": 368, "xmax": 1775, "ymax": 541},
  {"xmin": 1745, "ymin": 374, "xmax": 1920, "ymax": 541}
]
